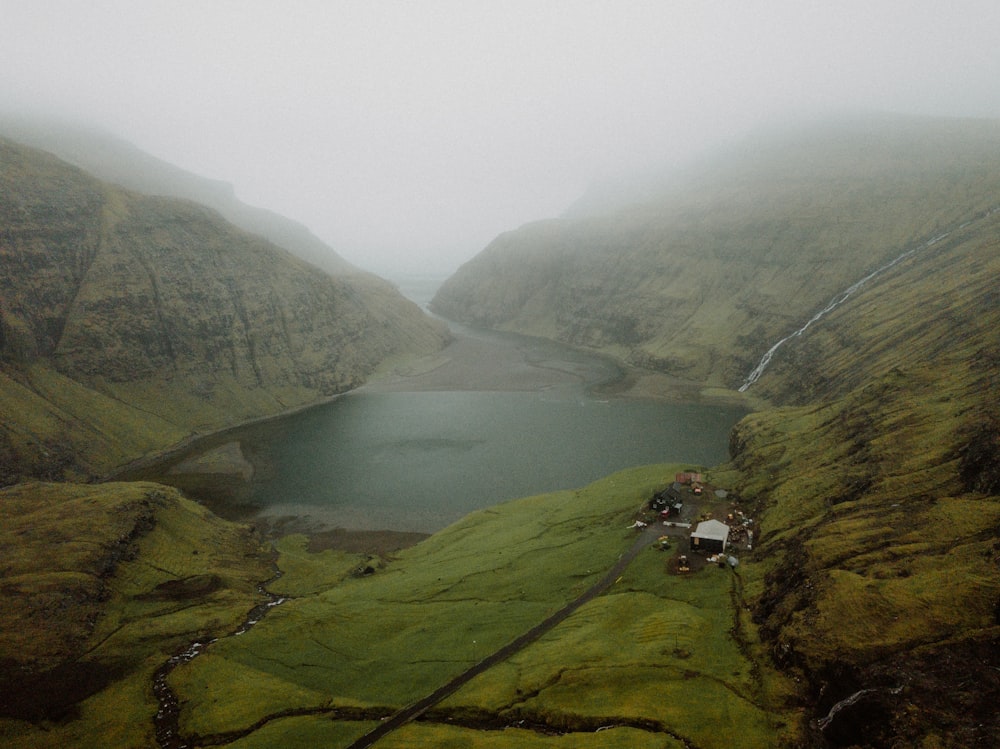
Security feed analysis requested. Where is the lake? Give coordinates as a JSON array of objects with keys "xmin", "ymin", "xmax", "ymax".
[
  {"xmin": 144, "ymin": 311, "xmax": 746, "ymax": 535},
  {"xmin": 234, "ymin": 388, "xmax": 743, "ymax": 533}
]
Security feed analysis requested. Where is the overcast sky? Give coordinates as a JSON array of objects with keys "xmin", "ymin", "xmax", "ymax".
[{"xmin": 3, "ymin": 2, "xmax": 1000, "ymax": 274}]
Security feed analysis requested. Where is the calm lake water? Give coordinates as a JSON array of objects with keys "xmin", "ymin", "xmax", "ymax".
[
  {"xmin": 229, "ymin": 387, "xmax": 745, "ymax": 533},
  {"xmin": 141, "ymin": 276, "xmax": 746, "ymax": 534}
]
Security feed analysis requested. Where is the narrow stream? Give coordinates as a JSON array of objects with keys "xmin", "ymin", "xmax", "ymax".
[
  {"xmin": 739, "ymin": 206, "xmax": 999, "ymax": 391},
  {"xmin": 153, "ymin": 577, "xmax": 287, "ymax": 749}
]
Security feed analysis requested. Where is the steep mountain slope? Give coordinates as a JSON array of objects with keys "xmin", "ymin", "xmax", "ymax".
[
  {"xmin": 0, "ymin": 481, "xmax": 273, "ymax": 736},
  {"xmin": 1, "ymin": 113, "xmax": 996, "ymax": 747},
  {"xmin": 432, "ymin": 116, "xmax": 1000, "ymax": 389},
  {"xmin": 0, "ymin": 138, "xmax": 449, "ymax": 480},
  {"xmin": 0, "ymin": 114, "xmax": 355, "ymax": 275},
  {"xmin": 747, "ymin": 205, "xmax": 1000, "ymax": 405},
  {"xmin": 716, "ymin": 205, "xmax": 1000, "ymax": 747}
]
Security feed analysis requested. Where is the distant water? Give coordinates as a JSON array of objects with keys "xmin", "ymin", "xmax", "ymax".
[
  {"xmin": 387, "ymin": 272, "xmax": 447, "ymax": 311},
  {"xmin": 231, "ymin": 388, "xmax": 745, "ymax": 533}
]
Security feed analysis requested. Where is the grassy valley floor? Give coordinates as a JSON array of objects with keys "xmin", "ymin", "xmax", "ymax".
[
  {"xmin": 0, "ymin": 465, "xmax": 801, "ymax": 748},
  {"xmin": 161, "ymin": 464, "xmax": 801, "ymax": 748}
]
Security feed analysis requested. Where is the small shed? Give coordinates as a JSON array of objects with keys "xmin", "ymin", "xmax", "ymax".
[
  {"xmin": 675, "ymin": 471, "xmax": 704, "ymax": 485},
  {"xmin": 690, "ymin": 519, "xmax": 730, "ymax": 553}
]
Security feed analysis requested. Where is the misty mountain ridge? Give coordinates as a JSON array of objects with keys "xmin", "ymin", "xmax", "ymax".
[
  {"xmin": 565, "ymin": 112, "xmax": 1000, "ymax": 220},
  {"xmin": 0, "ymin": 135, "xmax": 448, "ymax": 481},
  {"xmin": 0, "ymin": 113, "xmax": 358, "ymax": 276},
  {"xmin": 431, "ymin": 113, "xmax": 1000, "ymax": 746},
  {"xmin": 1, "ymin": 112, "xmax": 998, "ymax": 747},
  {"xmin": 433, "ymin": 114, "xmax": 1000, "ymax": 389}
]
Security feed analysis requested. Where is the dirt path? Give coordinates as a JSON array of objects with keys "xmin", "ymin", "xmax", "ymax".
[{"xmin": 344, "ymin": 524, "xmax": 663, "ymax": 749}]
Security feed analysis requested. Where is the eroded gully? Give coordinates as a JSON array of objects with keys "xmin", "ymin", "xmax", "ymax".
[{"xmin": 152, "ymin": 577, "xmax": 287, "ymax": 749}]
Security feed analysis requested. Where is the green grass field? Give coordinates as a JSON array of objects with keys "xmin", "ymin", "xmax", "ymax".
[{"xmin": 161, "ymin": 463, "xmax": 800, "ymax": 747}]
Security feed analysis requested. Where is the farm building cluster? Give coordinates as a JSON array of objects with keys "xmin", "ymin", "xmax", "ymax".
[{"xmin": 642, "ymin": 471, "xmax": 755, "ymax": 574}]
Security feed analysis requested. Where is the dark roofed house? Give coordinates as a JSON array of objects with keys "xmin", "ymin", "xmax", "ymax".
[
  {"xmin": 690, "ymin": 519, "xmax": 729, "ymax": 553},
  {"xmin": 651, "ymin": 487, "xmax": 684, "ymax": 515}
]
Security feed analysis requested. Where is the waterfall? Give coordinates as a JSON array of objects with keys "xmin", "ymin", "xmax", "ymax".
[
  {"xmin": 738, "ymin": 207, "xmax": 999, "ymax": 392},
  {"xmin": 814, "ymin": 685, "xmax": 903, "ymax": 731}
]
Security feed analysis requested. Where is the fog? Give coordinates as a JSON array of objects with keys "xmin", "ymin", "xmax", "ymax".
[{"xmin": 3, "ymin": 2, "xmax": 1000, "ymax": 275}]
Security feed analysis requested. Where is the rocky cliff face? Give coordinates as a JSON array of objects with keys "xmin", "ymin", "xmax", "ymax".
[
  {"xmin": 0, "ymin": 138, "xmax": 448, "ymax": 479},
  {"xmin": 432, "ymin": 116, "xmax": 1000, "ymax": 388}
]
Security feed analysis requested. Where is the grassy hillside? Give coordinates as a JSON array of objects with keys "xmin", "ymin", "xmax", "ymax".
[
  {"xmin": 719, "ymin": 375, "xmax": 999, "ymax": 745},
  {"xmin": 0, "ymin": 481, "xmax": 274, "ymax": 747},
  {"xmin": 750, "ymin": 206, "xmax": 1000, "ymax": 405},
  {"xmin": 709, "ymin": 188, "xmax": 1000, "ymax": 747},
  {"xmin": 432, "ymin": 116, "xmax": 1000, "ymax": 389},
  {"xmin": 0, "ymin": 114, "xmax": 357, "ymax": 276},
  {"xmin": 3, "ymin": 113, "xmax": 998, "ymax": 748},
  {"xmin": 431, "ymin": 114, "xmax": 1000, "ymax": 746},
  {"xmin": 0, "ymin": 137, "xmax": 449, "ymax": 480},
  {"xmin": 1, "ymin": 465, "xmax": 803, "ymax": 748}
]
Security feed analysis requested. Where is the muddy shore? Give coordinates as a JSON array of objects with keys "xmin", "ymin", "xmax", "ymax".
[
  {"xmin": 360, "ymin": 326, "xmax": 618, "ymax": 394},
  {"xmin": 362, "ymin": 325, "xmax": 738, "ymax": 405},
  {"xmin": 261, "ymin": 328, "xmax": 624, "ymax": 555}
]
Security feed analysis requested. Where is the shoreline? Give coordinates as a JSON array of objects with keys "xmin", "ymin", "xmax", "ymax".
[
  {"xmin": 110, "ymin": 323, "xmax": 600, "ymax": 483},
  {"xmin": 106, "ymin": 323, "xmax": 749, "ymax": 555},
  {"xmin": 359, "ymin": 324, "xmax": 614, "ymax": 394},
  {"xmin": 111, "ymin": 322, "xmax": 746, "ymax": 484},
  {"xmin": 104, "ymin": 391, "xmax": 347, "ymax": 482}
]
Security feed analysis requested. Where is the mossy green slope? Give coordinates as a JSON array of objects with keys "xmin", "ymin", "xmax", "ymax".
[
  {"xmin": 436, "ymin": 551, "xmax": 795, "ymax": 748},
  {"xmin": 724, "ymin": 383, "xmax": 999, "ymax": 745},
  {"xmin": 752, "ymin": 206, "xmax": 1000, "ymax": 405},
  {"xmin": 0, "ymin": 481, "xmax": 274, "ymax": 748},
  {"xmin": 161, "ymin": 464, "xmax": 799, "ymax": 748},
  {"xmin": 0, "ymin": 137, "xmax": 448, "ymax": 480},
  {"xmin": 716, "ymin": 197, "xmax": 1000, "ymax": 745},
  {"xmin": 431, "ymin": 116, "xmax": 1000, "ymax": 389}
]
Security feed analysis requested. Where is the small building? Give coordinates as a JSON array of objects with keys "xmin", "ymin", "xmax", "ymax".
[
  {"xmin": 690, "ymin": 519, "xmax": 730, "ymax": 553},
  {"xmin": 650, "ymin": 487, "xmax": 683, "ymax": 516},
  {"xmin": 675, "ymin": 471, "xmax": 704, "ymax": 485}
]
